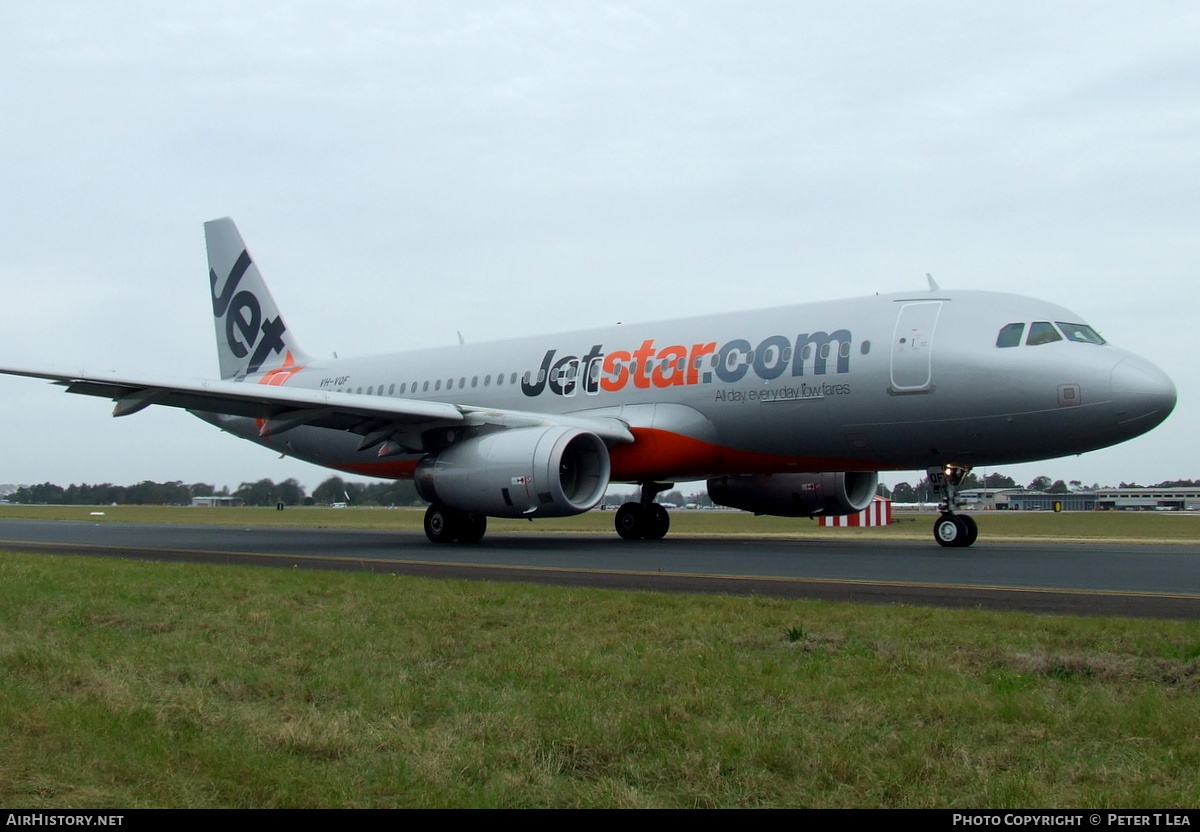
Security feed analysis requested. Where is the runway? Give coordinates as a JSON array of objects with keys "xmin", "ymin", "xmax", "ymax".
[{"xmin": 2, "ymin": 519, "xmax": 1199, "ymax": 619}]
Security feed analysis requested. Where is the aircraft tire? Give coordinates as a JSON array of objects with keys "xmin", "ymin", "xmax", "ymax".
[
  {"xmin": 424, "ymin": 504, "xmax": 459, "ymax": 544},
  {"xmin": 644, "ymin": 504, "xmax": 671, "ymax": 540},
  {"xmin": 615, "ymin": 502, "xmax": 645, "ymax": 540},
  {"xmin": 959, "ymin": 513, "xmax": 978, "ymax": 547},
  {"xmin": 933, "ymin": 513, "xmax": 969, "ymax": 548},
  {"xmin": 455, "ymin": 512, "xmax": 488, "ymax": 544}
]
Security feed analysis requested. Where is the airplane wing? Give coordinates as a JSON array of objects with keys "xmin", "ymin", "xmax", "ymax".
[{"xmin": 0, "ymin": 364, "xmax": 636, "ymax": 450}]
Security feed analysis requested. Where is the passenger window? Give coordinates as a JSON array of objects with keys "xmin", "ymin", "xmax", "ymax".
[
  {"xmin": 996, "ymin": 323, "xmax": 1024, "ymax": 348},
  {"xmin": 860, "ymin": 340, "xmax": 871, "ymax": 355},
  {"xmin": 1056, "ymin": 322, "xmax": 1106, "ymax": 345},
  {"xmin": 1026, "ymin": 322, "xmax": 1062, "ymax": 346}
]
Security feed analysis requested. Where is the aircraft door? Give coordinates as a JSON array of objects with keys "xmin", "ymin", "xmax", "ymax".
[{"xmin": 890, "ymin": 301, "xmax": 942, "ymax": 393}]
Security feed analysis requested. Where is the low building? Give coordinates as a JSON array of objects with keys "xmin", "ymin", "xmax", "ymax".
[
  {"xmin": 191, "ymin": 496, "xmax": 245, "ymax": 508},
  {"xmin": 956, "ymin": 488, "xmax": 1023, "ymax": 510},
  {"xmin": 972, "ymin": 486, "xmax": 1200, "ymax": 512},
  {"xmin": 1094, "ymin": 487, "xmax": 1200, "ymax": 511}
]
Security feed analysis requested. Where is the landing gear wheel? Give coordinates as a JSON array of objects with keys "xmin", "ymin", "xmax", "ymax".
[
  {"xmin": 615, "ymin": 502, "xmax": 645, "ymax": 540},
  {"xmin": 644, "ymin": 504, "xmax": 671, "ymax": 540},
  {"xmin": 927, "ymin": 465, "xmax": 978, "ymax": 547},
  {"xmin": 424, "ymin": 504, "xmax": 459, "ymax": 544},
  {"xmin": 934, "ymin": 513, "xmax": 965, "ymax": 548},
  {"xmin": 456, "ymin": 513, "xmax": 488, "ymax": 544},
  {"xmin": 959, "ymin": 513, "xmax": 978, "ymax": 547}
]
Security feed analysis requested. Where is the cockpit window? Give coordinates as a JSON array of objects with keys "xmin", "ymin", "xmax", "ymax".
[
  {"xmin": 1026, "ymin": 322, "xmax": 1063, "ymax": 346},
  {"xmin": 996, "ymin": 323, "xmax": 1025, "ymax": 348},
  {"xmin": 1056, "ymin": 322, "xmax": 1106, "ymax": 345}
]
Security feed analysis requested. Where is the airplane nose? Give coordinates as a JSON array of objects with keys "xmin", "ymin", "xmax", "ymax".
[{"xmin": 1110, "ymin": 355, "xmax": 1176, "ymax": 432}]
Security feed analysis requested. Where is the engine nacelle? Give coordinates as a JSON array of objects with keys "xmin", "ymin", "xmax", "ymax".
[
  {"xmin": 706, "ymin": 471, "xmax": 879, "ymax": 517},
  {"xmin": 415, "ymin": 426, "xmax": 610, "ymax": 518}
]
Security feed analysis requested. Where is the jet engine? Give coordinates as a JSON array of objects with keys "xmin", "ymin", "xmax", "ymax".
[
  {"xmin": 415, "ymin": 426, "xmax": 610, "ymax": 518},
  {"xmin": 706, "ymin": 471, "xmax": 878, "ymax": 517}
]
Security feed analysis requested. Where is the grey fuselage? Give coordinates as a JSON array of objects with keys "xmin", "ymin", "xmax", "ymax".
[{"xmin": 201, "ymin": 288, "xmax": 1176, "ymax": 483}]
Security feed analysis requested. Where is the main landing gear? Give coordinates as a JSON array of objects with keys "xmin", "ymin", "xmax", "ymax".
[
  {"xmin": 615, "ymin": 481, "xmax": 673, "ymax": 541},
  {"xmin": 928, "ymin": 465, "xmax": 978, "ymax": 548},
  {"xmin": 424, "ymin": 504, "xmax": 488, "ymax": 544}
]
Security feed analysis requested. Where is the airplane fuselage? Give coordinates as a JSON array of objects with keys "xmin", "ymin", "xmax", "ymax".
[{"xmin": 201, "ymin": 288, "xmax": 1175, "ymax": 484}]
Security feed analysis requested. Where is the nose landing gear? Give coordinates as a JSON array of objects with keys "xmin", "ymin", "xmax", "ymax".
[
  {"xmin": 928, "ymin": 465, "xmax": 978, "ymax": 548},
  {"xmin": 934, "ymin": 511, "xmax": 978, "ymax": 547}
]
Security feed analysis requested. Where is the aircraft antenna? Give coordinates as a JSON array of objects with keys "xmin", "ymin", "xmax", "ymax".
[
  {"xmin": 926, "ymin": 273, "xmax": 940, "ymax": 291},
  {"xmin": 457, "ymin": 331, "xmax": 465, "ymax": 345}
]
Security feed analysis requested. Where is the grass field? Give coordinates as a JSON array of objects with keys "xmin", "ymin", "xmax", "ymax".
[
  {"xmin": 1, "ymin": 551, "xmax": 1198, "ymax": 808},
  {"xmin": 2, "ymin": 505, "xmax": 1199, "ymax": 807},
  {"xmin": 3, "ymin": 503, "xmax": 1200, "ymax": 543}
]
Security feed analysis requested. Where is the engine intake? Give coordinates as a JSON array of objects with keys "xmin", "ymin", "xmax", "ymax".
[
  {"xmin": 707, "ymin": 471, "xmax": 878, "ymax": 517},
  {"xmin": 415, "ymin": 426, "xmax": 610, "ymax": 518}
]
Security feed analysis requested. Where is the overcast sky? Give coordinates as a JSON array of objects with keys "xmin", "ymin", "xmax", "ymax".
[{"xmin": 1, "ymin": 2, "xmax": 1196, "ymax": 494}]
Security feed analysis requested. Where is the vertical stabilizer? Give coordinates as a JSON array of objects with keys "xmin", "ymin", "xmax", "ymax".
[{"xmin": 205, "ymin": 218, "xmax": 308, "ymax": 380}]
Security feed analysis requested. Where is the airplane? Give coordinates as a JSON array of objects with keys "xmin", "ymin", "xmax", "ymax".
[{"xmin": 0, "ymin": 218, "xmax": 1177, "ymax": 547}]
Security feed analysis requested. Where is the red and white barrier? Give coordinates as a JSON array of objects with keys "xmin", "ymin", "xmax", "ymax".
[{"xmin": 818, "ymin": 497, "xmax": 892, "ymax": 527}]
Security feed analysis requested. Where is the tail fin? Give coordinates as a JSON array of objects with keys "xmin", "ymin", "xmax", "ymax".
[{"xmin": 205, "ymin": 218, "xmax": 308, "ymax": 380}]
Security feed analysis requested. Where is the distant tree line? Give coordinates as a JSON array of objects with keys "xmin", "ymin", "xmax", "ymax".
[
  {"xmin": 7, "ymin": 481, "xmax": 206, "ymax": 506},
  {"xmin": 309, "ymin": 476, "xmax": 423, "ymax": 507},
  {"xmin": 4, "ymin": 476, "xmax": 424, "ymax": 508},
  {"xmin": 6, "ymin": 473, "xmax": 1197, "ymax": 508}
]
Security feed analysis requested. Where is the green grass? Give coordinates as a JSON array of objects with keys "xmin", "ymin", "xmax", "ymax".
[
  {"xmin": 1, "ymin": 551, "xmax": 1198, "ymax": 808},
  {"xmin": 3, "ymin": 503, "xmax": 1199, "ymax": 543}
]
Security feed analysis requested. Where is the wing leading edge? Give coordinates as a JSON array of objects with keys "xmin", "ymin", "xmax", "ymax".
[{"xmin": 0, "ymin": 364, "xmax": 636, "ymax": 452}]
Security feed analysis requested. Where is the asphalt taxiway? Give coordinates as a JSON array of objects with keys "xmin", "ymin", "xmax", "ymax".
[{"xmin": 2, "ymin": 519, "xmax": 1198, "ymax": 619}]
